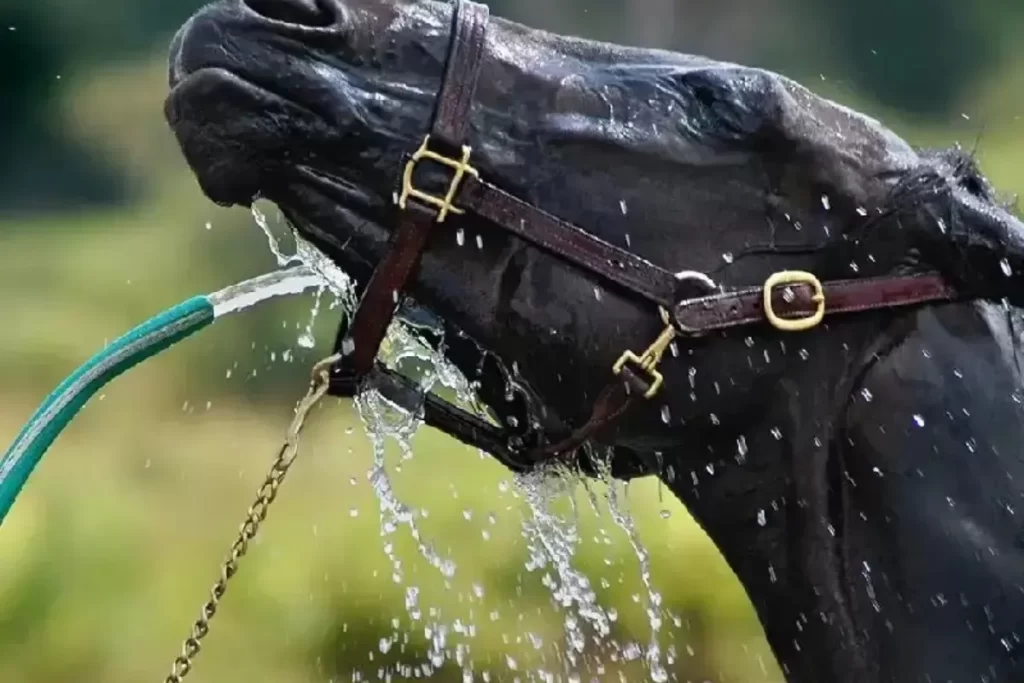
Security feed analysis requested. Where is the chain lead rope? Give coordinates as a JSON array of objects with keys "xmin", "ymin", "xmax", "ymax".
[{"xmin": 164, "ymin": 354, "xmax": 340, "ymax": 683}]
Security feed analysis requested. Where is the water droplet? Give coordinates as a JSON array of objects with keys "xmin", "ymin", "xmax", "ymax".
[
  {"xmin": 771, "ymin": 427, "xmax": 783, "ymax": 440},
  {"xmin": 349, "ymin": 508, "xmax": 360, "ymax": 517},
  {"xmin": 1001, "ymin": 258, "xmax": 1012, "ymax": 277},
  {"xmin": 722, "ymin": 252, "xmax": 734, "ymax": 264},
  {"xmin": 912, "ymin": 414, "xmax": 925, "ymax": 428},
  {"xmin": 455, "ymin": 227, "xmax": 465, "ymax": 246},
  {"xmin": 659, "ymin": 509, "xmax": 671, "ymax": 519},
  {"xmin": 593, "ymin": 287, "xmax": 602, "ymax": 301},
  {"xmin": 757, "ymin": 509, "xmax": 767, "ymax": 526},
  {"xmin": 861, "ymin": 388, "xmax": 873, "ymax": 402},
  {"xmin": 735, "ymin": 435, "xmax": 748, "ymax": 463},
  {"xmin": 204, "ymin": 221, "xmax": 213, "ymax": 230},
  {"xmin": 660, "ymin": 405, "xmax": 671, "ymax": 424},
  {"xmin": 619, "ymin": 199, "xmax": 628, "ymax": 214},
  {"xmin": 475, "ymin": 234, "xmax": 483, "ymax": 249},
  {"xmin": 821, "ymin": 195, "xmax": 831, "ymax": 210}
]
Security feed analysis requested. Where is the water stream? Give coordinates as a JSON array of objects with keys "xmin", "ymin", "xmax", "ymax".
[{"xmin": 245, "ymin": 206, "xmax": 674, "ymax": 681}]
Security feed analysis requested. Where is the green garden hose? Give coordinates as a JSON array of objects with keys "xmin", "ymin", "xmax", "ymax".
[{"xmin": 0, "ymin": 266, "xmax": 324, "ymax": 525}]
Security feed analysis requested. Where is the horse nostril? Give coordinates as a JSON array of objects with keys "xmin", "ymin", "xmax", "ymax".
[{"xmin": 242, "ymin": 0, "xmax": 333, "ymax": 27}]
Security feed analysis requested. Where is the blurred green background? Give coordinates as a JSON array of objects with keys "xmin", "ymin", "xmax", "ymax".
[{"xmin": 1, "ymin": 0, "xmax": 1023, "ymax": 681}]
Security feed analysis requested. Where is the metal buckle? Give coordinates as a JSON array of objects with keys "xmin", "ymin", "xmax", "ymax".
[
  {"xmin": 763, "ymin": 270, "xmax": 825, "ymax": 332},
  {"xmin": 398, "ymin": 135, "xmax": 479, "ymax": 223},
  {"xmin": 612, "ymin": 307, "xmax": 677, "ymax": 399}
]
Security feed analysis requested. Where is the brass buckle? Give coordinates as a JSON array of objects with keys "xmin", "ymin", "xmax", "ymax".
[
  {"xmin": 398, "ymin": 135, "xmax": 479, "ymax": 223},
  {"xmin": 612, "ymin": 307, "xmax": 677, "ymax": 399},
  {"xmin": 763, "ymin": 270, "xmax": 826, "ymax": 332}
]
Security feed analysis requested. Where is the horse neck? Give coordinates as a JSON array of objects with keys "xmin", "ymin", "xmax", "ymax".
[
  {"xmin": 834, "ymin": 302, "xmax": 1024, "ymax": 682},
  {"xmin": 660, "ymin": 320, "xmax": 899, "ymax": 683}
]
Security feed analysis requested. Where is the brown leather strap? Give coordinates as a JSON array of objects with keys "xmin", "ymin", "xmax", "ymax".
[
  {"xmin": 431, "ymin": 0, "xmax": 489, "ymax": 147},
  {"xmin": 673, "ymin": 272, "xmax": 956, "ymax": 333},
  {"xmin": 346, "ymin": 206, "xmax": 436, "ymax": 375},
  {"xmin": 337, "ymin": 361, "xmax": 537, "ymax": 472},
  {"xmin": 335, "ymin": 359, "xmax": 642, "ymax": 473},
  {"xmin": 458, "ymin": 176, "xmax": 679, "ymax": 307},
  {"xmin": 335, "ymin": 0, "xmax": 489, "ymax": 377},
  {"xmin": 526, "ymin": 364, "xmax": 654, "ymax": 463}
]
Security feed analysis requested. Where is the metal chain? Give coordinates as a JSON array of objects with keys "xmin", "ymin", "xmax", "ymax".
[{"xmin": 164, "ymin": 354, "xmax": 340, "ymax": 683}]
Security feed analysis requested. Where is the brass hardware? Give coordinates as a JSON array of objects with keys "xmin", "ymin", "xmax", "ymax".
[
  {"xmin": 612, "ymin": 307, "xmax": 677, "ymax": 399},
  {"xmin": 398, "ymin": 135, "xmax": 479, "ymax": 223},
  {"xmin": 763, "ymin": 270, "xmax": 825, "ymax": 332}
]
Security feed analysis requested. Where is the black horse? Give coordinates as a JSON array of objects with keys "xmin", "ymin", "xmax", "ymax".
[{"xmin": 165, "ymin": 0, "xmax": 1024, "ymax": 680}]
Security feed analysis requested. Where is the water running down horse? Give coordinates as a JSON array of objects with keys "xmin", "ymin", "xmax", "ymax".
[{"xmin": 160, "ymin": 0, "xmax": 1024, "ymax": 680}]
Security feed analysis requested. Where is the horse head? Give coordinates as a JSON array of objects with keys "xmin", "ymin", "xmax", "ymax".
[{"xmin": 165, "ymin": 0, "xmax": 1024, "ymax": 680}]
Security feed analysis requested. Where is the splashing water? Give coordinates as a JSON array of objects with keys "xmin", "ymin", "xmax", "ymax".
[
  {"xmin": 251, "ymin": 204, "xmax": 359, "ymax": 347},
  {"xmin": 245, "ymin": 205, "xmax": 676, "ymax": 681},
  {"xmin": 607, "ymin": 482, "xmax": 667, "ymax": 683},
  {"xmin": 209, "ymin": 266, "xmax": 324, "ymax": 317},
  {"xmin": 517, "ymin": 470, "xmax": 613, "ymax": 662},
  {"xmin": 297, "ymin": 285, "xmax": 324, "ymax": 349}
]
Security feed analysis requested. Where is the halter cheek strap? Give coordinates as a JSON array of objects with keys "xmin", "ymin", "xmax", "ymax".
[{"xmin": 326, "ymin": 0, "xmax": 957, "ymax": 472}]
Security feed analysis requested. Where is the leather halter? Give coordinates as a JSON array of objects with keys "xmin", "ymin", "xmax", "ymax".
[{"xmin": 327, "ymin": 0, "xmax": 957, "ymax": 471}]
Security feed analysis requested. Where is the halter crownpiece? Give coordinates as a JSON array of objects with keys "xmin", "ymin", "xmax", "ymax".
[{"xmin": 326, "ymin": 0, "xmax": 959, "ymax": 471}]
